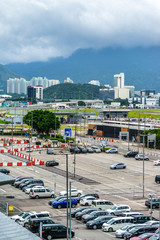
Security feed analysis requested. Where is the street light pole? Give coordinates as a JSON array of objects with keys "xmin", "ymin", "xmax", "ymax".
[
  {"xmin": 11, "ymin": 116, "xmax": 13, "ymax": 155},
  {"xmin": 69, "ymin": 181, "xmax": 72, "ymax": 240},
  {"xmin": 54, "ymin": 113, "xmax": 56, "ymax": 138},
  {"xmin": 66, "ymin": 154, "xmax": 69, "ymax": 240}
]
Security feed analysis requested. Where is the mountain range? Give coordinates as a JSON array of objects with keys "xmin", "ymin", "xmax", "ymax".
[{"xmin": 0, "ymin": 46, "xmax": 160, "ymax": 92}]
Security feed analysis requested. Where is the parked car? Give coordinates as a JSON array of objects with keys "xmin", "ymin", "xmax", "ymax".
[
  {"xmin": 135, "ymin": 154, "xmax": 149, "ymax": 161},
  {"xmin": 47, "ymin": 148, "xmax": 56, "ymax": 154},
  {"xmin": 11, "ymin": 211, "xmax": 33, "ymax": 222},
  {"xmin": 91, "ymin": 199, "xmax": 114, "ymax": 210},
  {"xmin": 82, "ymin": 210, "xmax": 109, "ymax": 223},
  {"xmin": 71, "ymin": 206, "xmax": 89, "ymax": 218},
  {"xmin": 133, "ymin": 215, "xmax": 158, "ymax": 224},
  {"xmin": 123, "ymin": 226, "xmax": 158, "ymax": 240},
  {"xmin": 124, "ymin": 151, "xmax": 139, "ymax": 158},
  {"xmin": 145, "ymin": 198, "xmax": 160, "ymax": 209},
  {"xmin": 106, "ymin": 148, "xmax": 118, "ymax": 154},
  {"xmin": 76, "ymin": 193, "xmax": 99, "ymax": 203},
  {"xmin": 14, "ymin": 177, "xmax": 34, "ymax": 188},
  {"xmin": 86, "ymin": 215, "xmax": 115, "ymax": 230},
  {"xmin": 86, "ymin": 147, "xmax": 94, "ymax": 153},
  {"xmin": 115, "ymin": 224, "xmax": 138, "ymax": 238},
  {"xmin": 153, "ymin": 160, "xmax": 160, "ymax": 166},
  {"xmin": 49, "ymin": 196, "xmax": 66, "ymax": 206},
  {"xmin": 75, "ymin": 208, "xmax": 98, "ymax": 220},
  {"xmin": 41, "ymin": 224, "xmax": 74, "ymax": 239},
  {"xmin": 155, "ymin": 175, "xmax": 160, "ymax": 183},
  {"xmin": 107, "ymin": 204, "xmax": 131, "ymax": 216},
  {"xmin": 29, "ymin": 188, "xmax": 55, "ymax": 199},
  {"xmin": 46, "ymin": 160, "xmax": 59, "ymax": 167},
  {"xmin": 78, "ymin": 146, "xmax": 87, "ymax": 153},
  {"xmin": 80, "ymin": 196, "xmax": 96, "ymax": 206},
  {"xmin": 52, "ymin": 198, "xmax": 77, "ymax": 209},
  {"xmin": 59, "ymin": 188, "xmax": 83, "ymax": 197},
  {"xmin": 28, "ymin": 217, "xmax": 54, "ymax": 233},
  {"xmin": 70, "ymin": 147, "xmax": 80, "ymax": 154},
  {"xmin": 130, "ymin": 233, "xmax": 155, "ymax": 239},
  {"xmin": 20, "ymin": 179, "xmax": 44, "ymax": 190},
  {"xmin": 25, "ymin": 186, "xmax": 49, "ymax": 194},
  {"xmin": 17, "ymin": 211, "xmax": 51, "ymax": 227},
  {"xmin": 0, "ymin": 168, "xmax": 10, "ymax": 174},
  {"xmin": 110, "ymin": 163, "xmax": 126, "ymax": 170},
  {"xmin": 121, "ymin": 212, "xmax": 144, "ymax": 217},
  {"xmin": 102, "ymin": 217, "xmax": 134, "ymax": 232},
  {"xmin": 144, "ymin": 221, "xmax": 160, "ymax": 226},
  {"xmin": 22, "ymin": 183, "xmax": 44, "ymax": 192},
  {"xmin": 91, "ymin": 146, "xmax": 101, "ymax": 153}
]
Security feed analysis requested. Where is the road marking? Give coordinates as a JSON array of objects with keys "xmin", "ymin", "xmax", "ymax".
[{"xmin": 0, "ymin": 188, "xmax": 6, "ymax": 192}]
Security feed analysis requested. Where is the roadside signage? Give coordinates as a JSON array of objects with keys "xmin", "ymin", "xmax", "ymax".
[
  {"xmin": 25, "ymin": 132, "xmax": 28, "ymax": 136},
  {"xmin": 64, "ymin": 128, "xmax": 72, "ymax": 137}
]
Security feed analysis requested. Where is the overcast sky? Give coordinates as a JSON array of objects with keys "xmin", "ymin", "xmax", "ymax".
[{"xmin": 0, "ymin": 0, "xmax": 160, "ymax": 64}]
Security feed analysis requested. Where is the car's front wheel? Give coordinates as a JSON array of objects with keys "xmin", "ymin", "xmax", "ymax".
[
  {"xmin": 93, "ymin": 225, "xmax": 97, "ymax": 230},
  {"xmin": 47, "ymin": 235, "xmax": 52, "ymax": 240},
  {"xmin": 77, "ymin": 193, "xmax": 81, "ymax": 197},
  {"xmin": 57, "ymin": 204, "xmax": 62, "ymax": 209},
  {"xmin": 108, "ymin": 227, "xmax": 113, "ymax": 232},
  {"xmin": 71, "ymin": 203, "xmax": 76, "ymax": 208}
]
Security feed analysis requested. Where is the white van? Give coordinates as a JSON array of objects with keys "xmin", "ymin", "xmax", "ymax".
[
  {"xmin": 29, "ymin": 188, "xmax": 55, "ymax": 199},
  {"xmin": 17, "ymin": 211, "xmax": 51, "ymax": 227},
  {"xmin": 102, "ymin": 217, "xmax": 134, "ymax": 232},
  {"xmin": 91, "ymin": 199, "xmax": 114, "ymax": 210}
]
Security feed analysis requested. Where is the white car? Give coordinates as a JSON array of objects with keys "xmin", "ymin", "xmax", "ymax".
[
  {"xmin": 107, "ymin": 204, "xmax": 131, "ymax": 215},
  {"xmin": 80, "ymin": 196, "xmax": 96, "ymax": 206},
  {"xmin": 25, "ymin": 185, "xmax": 49, "ymax": 194},
  {"xmin": 59, "ymin": 188, "xmax": 83, "ymax": 197},
  {"xmin": 91, "ymin": 146, "xmax": 101, "ymax": 153},
  {"xmin": 29, "ymin": 188, "xmax": 55, "ymax": 199},
  {"xmin": 17, "ymin": 211, "xmax": 50, "ymax": 227},
  {"xmin": 153, "ymin": 160, "xmax": 160, "ymax": 166},
  {"xmin": 106, "ymin": 148, "xmax": 118, "ymax": 153},
  {"xmin": 10, "ymin": 211, "xmax": 33, "ymax": 222}
]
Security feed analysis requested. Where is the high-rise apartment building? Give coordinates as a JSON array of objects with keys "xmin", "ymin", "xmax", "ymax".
[
  {"xmin": 48, "ymin": 79, "xmax": 60, "ymax": 87},
  {"xmin": 7, "ymin": 78, "xmax": 27, "ymax": 94},
  {"xmin": 64, "ymin": 77, "xmax": 74, "ymax": 83},
  {"xmin": 30, "ymin": 77, "xmax": 49, "ymax": 89},
  {"xmin": 114, "ymin": 73, "xmax": 124, "ymax": 88},
  {"xmin": 27, "ymin": 86, "xmax": 43, "ymax": 99}
]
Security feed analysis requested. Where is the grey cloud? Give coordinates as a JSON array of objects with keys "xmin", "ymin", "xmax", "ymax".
[{"xmin": 0, "ymin": 0, "xmax": 160, "ymax": 63}]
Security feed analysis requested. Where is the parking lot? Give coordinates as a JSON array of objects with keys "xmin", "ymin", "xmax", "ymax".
[{"xmin": 0, "ymin": 142, "xmax": 160, "ymax": 239}]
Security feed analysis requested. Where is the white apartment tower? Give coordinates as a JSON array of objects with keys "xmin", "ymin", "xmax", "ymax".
[
  {"xmin": 114, "ymin": 73, "xmax": 124, "ymax": 88},
  {"xmin": 7, "ymin": 78, "xmax": 27, "ymax": 94}
]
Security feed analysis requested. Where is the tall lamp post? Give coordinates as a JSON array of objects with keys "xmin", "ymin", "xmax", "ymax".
[
  {"xmin": 11, "ymin": 116, "xmax": 14, "ymax": 155},
  {"xmin": 66, "ymin": 154, "xmax": 69, "ymax": 240}
]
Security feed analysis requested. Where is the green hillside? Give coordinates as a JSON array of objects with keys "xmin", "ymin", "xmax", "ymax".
[
  {"xmin": 0, "ymin": 64, "xmax": 24, "ymax": 92},
  {"xmin": 43, "ymin": 83, "xmax": 102, "ymax": 100}
]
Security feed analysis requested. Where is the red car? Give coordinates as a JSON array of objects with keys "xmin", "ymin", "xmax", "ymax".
[{"xmin": 130, "ymin": 233, "xmax": 154, "ymax": 240}]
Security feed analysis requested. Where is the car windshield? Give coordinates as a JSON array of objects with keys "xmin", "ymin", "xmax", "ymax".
[
  {"xmin": 111, "ymin": 205, "xmax": 117, "ymax": 210},
  {"xmin": 23, "ymin": 213, "xmax": 31, "ymax": 219},
  {"xmin": 95, "ymin": 216, "xmax": 104, "ymax": 221},
  {"xmin": 90, "ymin": 211, "xmax": 97, "ymax": 216},
  {"xmin": 107, "ymin": 219, "xmax": 115, "ymax": 224},
  {"xmin": 82, "ymin": 209, "xmax": 91, "ymax": 213},
  {"xmin": 19, "ymin": 212, "xmax": 25, "ymax": 217},
  {"xmin": 129, "ymin": 227, "xmax": 139, "ymax": 233},
  {"xmin": 121, "ymin": 224, "xmax": 133, "ymax": 230}
]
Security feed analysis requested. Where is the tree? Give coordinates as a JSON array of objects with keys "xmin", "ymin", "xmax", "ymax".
[
  {"xmin": 78, "ymin": 101, "xmax": 86, "ymax": 106},
  {"xmin": 23, "ymin": 110, "xmax": 60, "ymax": 135}
]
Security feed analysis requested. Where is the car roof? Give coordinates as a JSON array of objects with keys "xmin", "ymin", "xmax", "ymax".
[{"xmin": 43, "ymin": 223, "xmax": 64, "ymax": 227}]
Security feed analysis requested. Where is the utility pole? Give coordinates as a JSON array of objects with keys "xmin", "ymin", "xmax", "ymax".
[
  {"xmin": 74, "ymin": 110, "xmax": 77, "ymax": 178},
  {"xmin": 11, "ymin": 116, "xmax": 14, "ymax": 155},
  {"xmin": 66, "ymin": 154, "xmax": 69, "ymax": 240},
  {"xmin": 28, "ymin": 120, "xmax": 31, "ymax": 161},
  {"xmin": 54, "ymin": 113, "xmax": 56, "ymax": 138}
]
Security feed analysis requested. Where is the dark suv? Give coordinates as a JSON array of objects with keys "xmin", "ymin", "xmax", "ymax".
[
  {"xmin": 145, "ymin": 198, "xmax": 160, "ymax": 209},
  {"xmin": 28, "ymin": 217, "xmax": 54, "ymax": 233},
  {"xmin": 155, "ymin": 175, "xmax": 160, "ymax": 183},
  {"xmin": 42, "ymin": 224, "xmax": 74, "ymax": 239},
  {"xmin": 124, "ymin": 151, "xmax": 138, "ymax": 158}
]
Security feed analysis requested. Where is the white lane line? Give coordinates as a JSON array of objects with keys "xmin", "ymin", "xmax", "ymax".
[{"xmin": 0, "ymin": 188, "xmax": 6, "ymax": 192}]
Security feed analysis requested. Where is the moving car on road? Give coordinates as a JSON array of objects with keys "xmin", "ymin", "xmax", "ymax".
[
  {"xmin": 46, "ymin": 160, "xmax": 59, "ymax": 167},
  {"xmin": 135, "ymin": 154, "xmax": 149, "ymax": 161},
  {"xmin": 124, "ymin": 151, "xmax": 138, "ymax": 158},
  {"xmin": 0, "ymin": 168, "xmax": 10, "ymax": 174},
  {"xmin": 110, "ymin": 163, "xmax": 126, "ymax": 170},
  {"xmin": 106, "ymin": 148, "xmax": 118, "ymax": 154}
]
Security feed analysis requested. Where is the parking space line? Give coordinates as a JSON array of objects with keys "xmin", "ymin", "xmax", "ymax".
[{"xmin": 0, "ymin": 188, "xmax": 6, "ymax": 192}]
